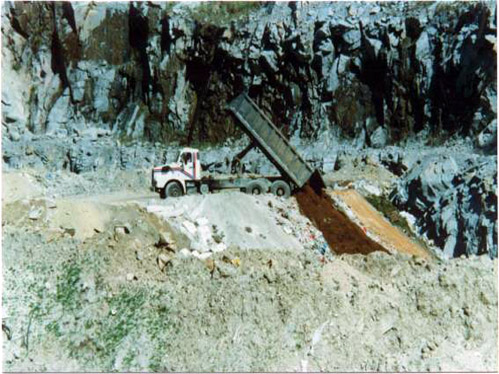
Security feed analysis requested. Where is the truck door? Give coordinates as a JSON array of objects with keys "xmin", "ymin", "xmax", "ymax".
[{"xmin": 181, "ymin": 152, "xmax": 195, "ymax": 179}]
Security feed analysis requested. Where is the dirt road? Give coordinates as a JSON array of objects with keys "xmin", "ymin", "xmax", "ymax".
[
  {"xmin": 0, "ymin": 169, "xmax": 427, "ymax": 258},
  {"xmin": 330, "ymin": 189, "xmax": 429, "ymax": 258}
]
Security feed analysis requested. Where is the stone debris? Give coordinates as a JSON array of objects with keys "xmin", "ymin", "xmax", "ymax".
[
  {"xmin": 28, "ymin": 208, "xmax": 42, "ymax": 220},
  {"xmin": 63, "ymin": 228, "xmax": 76, "ymax": 237},
  {"xmin": 157, "ymin": 231, "xmax": 175, "ymax": 248},
  {"xmin": 144, "ymin": 192, "xmax": 326, "ymax": 261},
  {"xmin": 178, "ymin": 248, "xmax": 192, "ymax": 259},
  {"xmin": 191, "ymin": 251, "xmax": 212, "ymax": 260},
  {"xmin": 135, "ymin": 250, "xmax": 143, "ymax": 261},
  {"xmin": 114, "ymin": 224, "xmax": 131, "ymax": 235},
  {"xmin": 157, "ymin": 253, "xmax": 171, "ymax": 271},
  {"xmin": 46, "ymin": 199, "xmax": 57, "ymax": 209},
  {"xmin": 114, "ymin": 227, "xmax": 127, "ymax": 239},
  {"xmin": 182, "ymin": 221, "xmax": 197, "ymax": 236},
  {"xmin": 2, "ymin": 177, "xmax": 497, "ymax": 372}
]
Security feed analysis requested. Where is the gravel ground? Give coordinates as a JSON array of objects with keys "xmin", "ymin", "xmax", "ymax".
[{"xmin": 2, "ymin": 171, "xmax": 497, "ymax": 371}]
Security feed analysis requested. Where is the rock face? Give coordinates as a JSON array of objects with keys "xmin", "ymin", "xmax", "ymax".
[
  {"xmin": 1, "ymin": 2, "xmax": 497, "ymax": 259},
  {"xmin": 1, "ymin": 1, "xmax": 497, "ymax": 146},
  {"xmin": 392, "ymin": 154, "xmax": 497, "ymax": 258}
]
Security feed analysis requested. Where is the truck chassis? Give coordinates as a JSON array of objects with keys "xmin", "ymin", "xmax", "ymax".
[{"xmin": 151, "ymin": 93, "xmax": 324, "ymax": 199}]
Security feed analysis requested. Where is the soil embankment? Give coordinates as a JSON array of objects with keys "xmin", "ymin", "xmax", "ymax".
[
  {"xmin": 295, "ymin": 184, "xmax": 387, "ymax": 255},
  {"xmin": 330, "ymin": 189, "xmax": 430, "ymax": 258},
  {"xmin": 2, "ymin": 171, "xmax": 497, "ymax": 372}
]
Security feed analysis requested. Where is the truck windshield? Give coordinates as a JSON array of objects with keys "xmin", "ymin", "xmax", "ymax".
[{"xmin": 178, "ymin": 152, "xmax": 192, "ymax": 164}]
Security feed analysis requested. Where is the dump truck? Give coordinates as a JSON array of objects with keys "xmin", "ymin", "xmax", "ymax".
[{"xmin": 151, "ymin": 93, "xmax": 325, "ymax": 198}]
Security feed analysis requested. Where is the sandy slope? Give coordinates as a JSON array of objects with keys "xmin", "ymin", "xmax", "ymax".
[{"xmin": 330, "ymin": 189, "xmax": 430, "ymax": 258}]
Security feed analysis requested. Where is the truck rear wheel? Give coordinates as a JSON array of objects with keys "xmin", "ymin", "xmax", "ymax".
[
  {"xmin": 246, "ymin": 180, "xmax": 266, "ymax": 195},
  {"xmin": 166, "ymin": 181, "xmax": 184, "ymax": 198},
  {"xmin": 271, "ymin": 180, "xmax": 291, "ymax": 198}
]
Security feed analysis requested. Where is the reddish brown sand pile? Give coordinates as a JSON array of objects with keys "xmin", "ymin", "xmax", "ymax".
[{"xmin": 295, "ymin": 184, "xmax": 387, "ymax": 255}]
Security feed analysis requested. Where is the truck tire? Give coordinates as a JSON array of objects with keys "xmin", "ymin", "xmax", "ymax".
[
  {"xmin": 199, "ymin": 184, "xmax": 209, "ymax": 195},
  {"xmin": 246, "ymin": 180, "xmax": 266, "ymax": 195},
  {"xmin": 165, "ymin": 181, "xmax": 184, "ymax": 198},
  {"xmin": 271, "ymin": 180, "xmax": 291, "ymax": 198}
]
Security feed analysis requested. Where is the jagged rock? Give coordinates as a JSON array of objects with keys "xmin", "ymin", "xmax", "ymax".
[
  {"xmin": 369, "ymin": 127, "xmax": 388, "ymax": 149},
  {"xmin": 1, "ymin": 1, "xmax": 496, "ymax": 148},
  {"xmin": 343, "ymin": 29, "xmax": 361, "ymax": 47},
  {"xmin": 378, "ymin": 149, "xmax": 409, "ymax": 176},
  {"xmin": 334, "ymin": 151, "xmax": 354, "ymax": 171},
  {"xmin": 392, "ymin": 155, "xmax": 497, "ymax": 258},
  {"xmin": 392, "ymin": 155, "xmax": 459, "ymax": 215},
  {"xmin": 260, "ymin": 50, "xmax": 279, "ymax": 73},
  {"xmin": 477, "ymin": 120, "xmax": 497, "ymax": 152},
  {"xmin": 46, "ymin": 93, "xmax": 71, "ymax": 134}
]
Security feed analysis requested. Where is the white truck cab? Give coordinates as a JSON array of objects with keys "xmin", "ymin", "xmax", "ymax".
[
  {"xmin": 152, "ymin": 147, "xmax": 201, "ymax": 198},
  {"xmin": 151, "ymin": 145, "xmax": 293, "ymax": 199}
]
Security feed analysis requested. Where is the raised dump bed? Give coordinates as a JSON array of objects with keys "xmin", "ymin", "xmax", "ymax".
[{"xmin": 227, "ymin": 93, "xmax": 322, "ymax": 190}]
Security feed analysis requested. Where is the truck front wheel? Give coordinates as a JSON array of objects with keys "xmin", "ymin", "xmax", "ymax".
[
  {"xmin": 165, "ymin": 181, "xmax": 184, "ymax": 198},
  {"xmin": 271, "ymin": 180, "xmax": 291, "ymax": 198},
  {"xmin": 199, "ymin": 184, "xmax": 209, "ymax": 195}
]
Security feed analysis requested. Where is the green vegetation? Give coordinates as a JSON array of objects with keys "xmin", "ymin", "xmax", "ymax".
[
  {"xmin": 97, "ymin": 289, "xmax": 147, "ymax": 357},
  {"xmin": 365, "ymin": 194, "xmax": 430, "ymax": 251},
  {"xmin": 188, "ymin": 1, "xmax": 262, "ymax": 26},
  {"xmin": 365, "ymin": 194, "xmax": 412, "ymax": 233},
  {"xmin": 56, "ymin": 263, "xmax": 82, "ymax": 311}
]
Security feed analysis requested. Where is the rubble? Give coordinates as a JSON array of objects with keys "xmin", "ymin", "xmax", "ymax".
[
  {"xmin": 2, "ymin": 217, "xmax": 497, "ymax": 371},
  {"xmin": 157, "ymin": 231, "xmax": 175, "ymax": 248},
  {"xmin": 28, "ymin": 208, "xmax": 42, "ymax": 220},
  {"xmin": 157, "ymin": 253, "xmax": 172, "ymax": 271}
]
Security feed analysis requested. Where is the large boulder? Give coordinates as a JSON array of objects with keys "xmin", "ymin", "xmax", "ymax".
[
  {"xmin": 369, "ymin": 126, "xmax": 388, "ymax": 149},
  {"xmin": 392, "ymin": 155, "xmax": 497, "ymax": 258},
  {"xmin": 477, "ymin": 120, "xmax": 497, "ymax": 153}
]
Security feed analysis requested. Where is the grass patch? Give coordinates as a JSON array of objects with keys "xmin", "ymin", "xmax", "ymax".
[
  {"xmin": 97, "ymin": 289, "xmax": 148, "ymax": 356},
  {"xmin": 56, "ymin": 263, "xmax": 82, "ymax": 311},
  {"xmin": 365, "ymin": 195, "xmax": 412, "ymax": 233},
  {"xmin": 188, "ymin": 1, "xmax": 262, "ymax": 26},
  {"xmin": 365, "ymin": 194, "xmax": 432, "ymax": 251}
]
